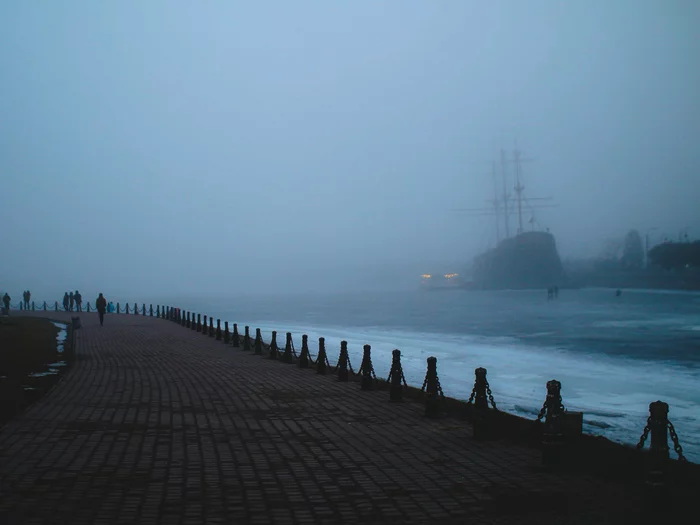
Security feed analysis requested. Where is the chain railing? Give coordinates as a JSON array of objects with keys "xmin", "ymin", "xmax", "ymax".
[{"xmin": 7, "ymin": 295, "xmax": 692, "ymax": 472}]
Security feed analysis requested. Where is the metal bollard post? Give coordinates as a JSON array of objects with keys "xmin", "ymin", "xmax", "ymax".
[
  {"xmin": 208, "ymin": 317, "xmax": 214, "ymax": 337},
  {"xmin": 537, "ymin": 380, "xmax": 566, "ymax": 467},
  {"xmin": 142, "ymin": 303, "xmax": 146, "ymax": 316},
  {"xmin": 337, "ymin": 341, "xmax": 350, "ymax": 382},
  {"xmin": 134, "ymin": 303, "xmax": 138, "ymax": 315},
  {"xmin": 43, "ymin": 301, "xmax": 47, "ymax": 311},
  {"xmin": 243, "ymin": 326, "xmax": 250, "ymax": 351},
  {"xmin": 216, "ymin": 319, "xmax": 222, "ymax": 340},
  {"xmin": 387, "ymin": 349, "xmax": 406, "ymax": 402},
  {"xmin": 32, "ymin": 301, "xmax": 35, "ymax": 311},
  {"xmin": 358, "ymin": 344, "xmax": 376, "ymax": 391},
  {"xmin": 117, "ymin": 302, "xmax": 121, "ymax": 314},
  {"xmin": 186, "ymin": 311, "xmax": 191, "ymax": 328},
  {"xmin": 126, "ymin": 303, "xmax": 130, "ymax": 315},
  {"xmin": 283, "ymin": 332, "xmax": 295, "ymax": 363},
  {"xmin": 197, "ymin": 314, "xmax": 202, "ymax": 332},
  {"xmin": 181, "ymin": 311, "xmax": 186, "ymax": 326},
  {"xmin": 232, "ymin": 323, "xmax": 240, "ymax": 348},
  {"xmin": 468, "ymin": 367, "xmax": 498, "ymax": 439},
  {"xmin": 203, "ymin": 315, "xmax": 208, "ymax": 335},
  {"xmin": 224, "ymin": 321, "xmax": 230, "ymax": 344},
  {"xmin": 55, "ymin": 301, "xmax": 58, "ymax": 312},
  {"xmin": 254, "ymin": 328, "xmax": 262, "ymax": 355},
  {"xmin": 316, "ymin": 338, "xmax": 328, "ymax": 374},
  {"xmin": 268, "ymin": 331, "xmax": 279, "ymax": 359},
  {"xmin": 299, "ymin": 335, "xmax": 310, "ymax": 368},
  {"xmin": 421, "ymin": 357, "xmax": 444, "ymax": 418},
  {"xmin": 636, "ymin": 400, "xmax": 688, "ymax": 502},
  {"xmin": 156, "ymin": 305, "xmax": 160, "ymax": 317}
]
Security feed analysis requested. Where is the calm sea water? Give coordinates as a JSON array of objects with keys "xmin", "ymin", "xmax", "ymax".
[{"xmin": 151, "ymin": 288, "xmax": 700, "ymax": 462}]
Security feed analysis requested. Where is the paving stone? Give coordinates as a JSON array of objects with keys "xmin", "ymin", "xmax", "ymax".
[{"xmin": 0, "ymin": 311, "xmax": 691, "ymax": 524}]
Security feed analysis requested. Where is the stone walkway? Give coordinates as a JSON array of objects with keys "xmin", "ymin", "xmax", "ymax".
[{"xmin": 0, "ymin": 311, "xmax": 685, "ymax": 524}]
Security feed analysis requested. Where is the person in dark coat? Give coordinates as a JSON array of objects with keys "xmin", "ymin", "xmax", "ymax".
[
  {"xmin": 96, "ymin": 293, "xmax": 107, "ymax": 327},
  {"xmin": 69, "ymin": 291, "xmax": 75, "ymax": 312},
  {"xmin": 74, "ymin": 290, "xmax": 82, "ymax": 312},
  {"xmin": 63, "ymin": 292, "xmax": 70, "ymax": 311}
]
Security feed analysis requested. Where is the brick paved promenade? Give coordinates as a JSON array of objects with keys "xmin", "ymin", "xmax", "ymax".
[{"xmin": 0, "ymin": 312, "xmax": 690, "ymax": 524}]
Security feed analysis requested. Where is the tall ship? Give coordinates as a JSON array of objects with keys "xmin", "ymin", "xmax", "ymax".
[{"xmin": 454, "ymin": 148, "xmax": 564, "ymax": 290}]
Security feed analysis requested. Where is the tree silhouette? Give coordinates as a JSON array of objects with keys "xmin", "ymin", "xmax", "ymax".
[
  {"xmin": 648, "ymin": 241, "xmax": 700, "ymax": 270},
  {"xmin": 620, "ymin": 230, "xmax": 644, "ymax": 270}
]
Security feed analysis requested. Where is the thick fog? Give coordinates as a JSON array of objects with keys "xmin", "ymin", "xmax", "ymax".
[{"xmin": 1, "ymin": 1, "xmax": 699, "ymax": 298}]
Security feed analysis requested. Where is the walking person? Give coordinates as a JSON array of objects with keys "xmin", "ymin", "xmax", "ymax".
[
  {"xmin": 2, "ymin": 293, "xmax": 11, "ymax": 311},
  {"xmin": 69, "ymin": 291, "xmax": 75, "ymax": 312},
  {"xmin": 96, "ymin": 293, "xmax": 107, "ymax": 327},
  {"xmin": 74, "ymin": 290, "xmax": 82, "ymax": 312},
  {"xmin": 63, "ymin": 292, "xmax": 70, "ymax": 312},
  {"xmin": 26, "ymin": 290, "xmax": 31, "ymax": 308}
]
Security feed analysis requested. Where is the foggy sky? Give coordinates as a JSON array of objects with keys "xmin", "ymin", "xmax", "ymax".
[{"xmin": 2, "ymin": 1, "xmax": 699, "ymax": 298}]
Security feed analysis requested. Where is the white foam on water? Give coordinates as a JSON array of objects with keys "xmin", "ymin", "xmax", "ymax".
[{"xmin": 242, "ymin": 320, "xmax": 700, "ymax": 462}]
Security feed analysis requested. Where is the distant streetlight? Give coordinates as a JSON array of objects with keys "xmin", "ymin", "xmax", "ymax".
[{"xmin": 645, "ymin": 227, "xmax": 658, "ymax": 269}]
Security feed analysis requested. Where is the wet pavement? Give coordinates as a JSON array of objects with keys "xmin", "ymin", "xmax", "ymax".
[{"xmin": 0, "ymin": 311, "xmax": 688, "ymax": 524}]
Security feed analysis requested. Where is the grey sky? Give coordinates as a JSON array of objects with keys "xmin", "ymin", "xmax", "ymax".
[{"xmin": 2, "ymin": 1, "xmax": 699, "ymax": 297}]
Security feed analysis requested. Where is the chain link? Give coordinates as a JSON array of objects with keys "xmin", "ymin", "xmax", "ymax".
[
  {"xmin": 486, "ymin": 382, "xmax": 498, "ymax": 411},
  {"xmin": 636, "ymin": 417, "xmax": 651, "ymax": 449},
  {"xmin": 668, "ymin": 421, "xmax": 687, "ymax": 462}
]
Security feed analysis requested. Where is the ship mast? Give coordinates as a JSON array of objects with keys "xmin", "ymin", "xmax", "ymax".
[
  {"xmin": 500, "ymin": 149, "xmax": 510, "ymax": 239},
  {"xmin": 513, "ymin": 149, "xmax": 525, "ymax": 234},
  {"xmin": 491, "ymin": 161, "xmax": 501, "ymax": 243}
]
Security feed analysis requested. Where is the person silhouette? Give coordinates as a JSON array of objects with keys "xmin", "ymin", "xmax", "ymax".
[
  {"xmin": 2, "ymin": 293, "xmax": 11, "ymax": 311},
  {"xmin": 96, "ymin": 293, "xmax": 107, "ymax": 327}
]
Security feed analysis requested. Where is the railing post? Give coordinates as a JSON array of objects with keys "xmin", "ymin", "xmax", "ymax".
[
  {"xmin": 197, "ymin": 314, "xmax": 202, "ymax": 332},
  {"xmin": 54, "ymin": 301, "xmax": 58, "ymax": 312},
  {"xmin": 43, "ymin": 301, "xmax": 47, "ymax": 311},
  {"xmin": 537, "ymin": 380, "xmax": 566, "ymax": 467},
  {"xmin": 299, "ymin": 335, "xmax": 310, "ymax": 368},
  {"xmin": 203, "ymin": 315, "xmax": 208, "ymax": 335},
  {"xmin": 254, "ymin": 328, "xmax": 262, "ymax": 355},
  {"xmin": 150, "ymin": 304, "xmax": 154, "ymax": 316},
  {"xmin": 387, "ymin": 349, "xmax": 406, "ymax": 402},
  {"xmin": 142, "ymin": 303, "xmax": 146, "ymax": 316},
  {"xmin": 283, "ymin": 332, "xmax": 295, "ymax": 363},
  {"xmin": 468, "ymin": 367, "xmax": 499, "ymax": 440},
  {"xmin": 216, "ymin": 319, "xmax": 222, "ymax": 340},
  {"xmin": 133, "ymin": 302, "xmax": 138, "ymax": 315},
  {"xmin": 358, "ymin": 344, "xmax": 375, "ymax": 391},
  {"xmin": 208, "ymin": 317, "xmax": 214, "ymax": 337},
  {"xmin": 31, "ymin": 301, "xmax": 35, "ymax": 311},
  {"xmin": 156, "ymin": 305, "xmax": 160, "ymax": 317},
  {"xmin": 186, "ymin": 311, "xmax": 191, "ymax": 328},
  {"xmin": 117, "ymin": 302, "xmax": 121, "ymax": 314},
  {"xmin": 126, "ymin": 303, "xmax": 130, "ymax": 314},
  {"xmin": 268, "ymin": 331, "xmax": 279, "ymax": 359},
  {"xmin": 636, "ymin": 400, "xmax": 689, "ymax": 505},
  {"xmin": 337, "ymin": 341, "xmax": 350, "ymax": 382},
  {"xmin": 181, "ymin": 310, "xmax": 186, "ymax": 326},
  {"xmin": 232, "ymin": 323, "xmax": 240, "ymax": 347},
  {"xmin": 422, "ymin": 357, "xmax": 444, "ymax": 418},
  {"xmin": 243, "ymin": 326, "xmax": 251, "ymax": 351},
  {"xmin": 224, "ymin": 321, "xmax": 230, "ymax": 344},
  {"xmin": 316, "ymin": 338, "xmax": 328, "ymax": 374}
]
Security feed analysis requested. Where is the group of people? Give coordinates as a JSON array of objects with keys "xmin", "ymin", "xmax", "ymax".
[
  {"xmin": 22, "ymin": 290, "xmax": 32, "ymax": 308},
  {"xmin": 547, "ymin": 285, "xmax": 560, "ymax": 300},
  {"xmin": 62, "ymin": 290, "xmax": 83, "ymax": 312},
  {"xmin": 1, "ymin": 290, "xmax": 111, "ymax": 327}
]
